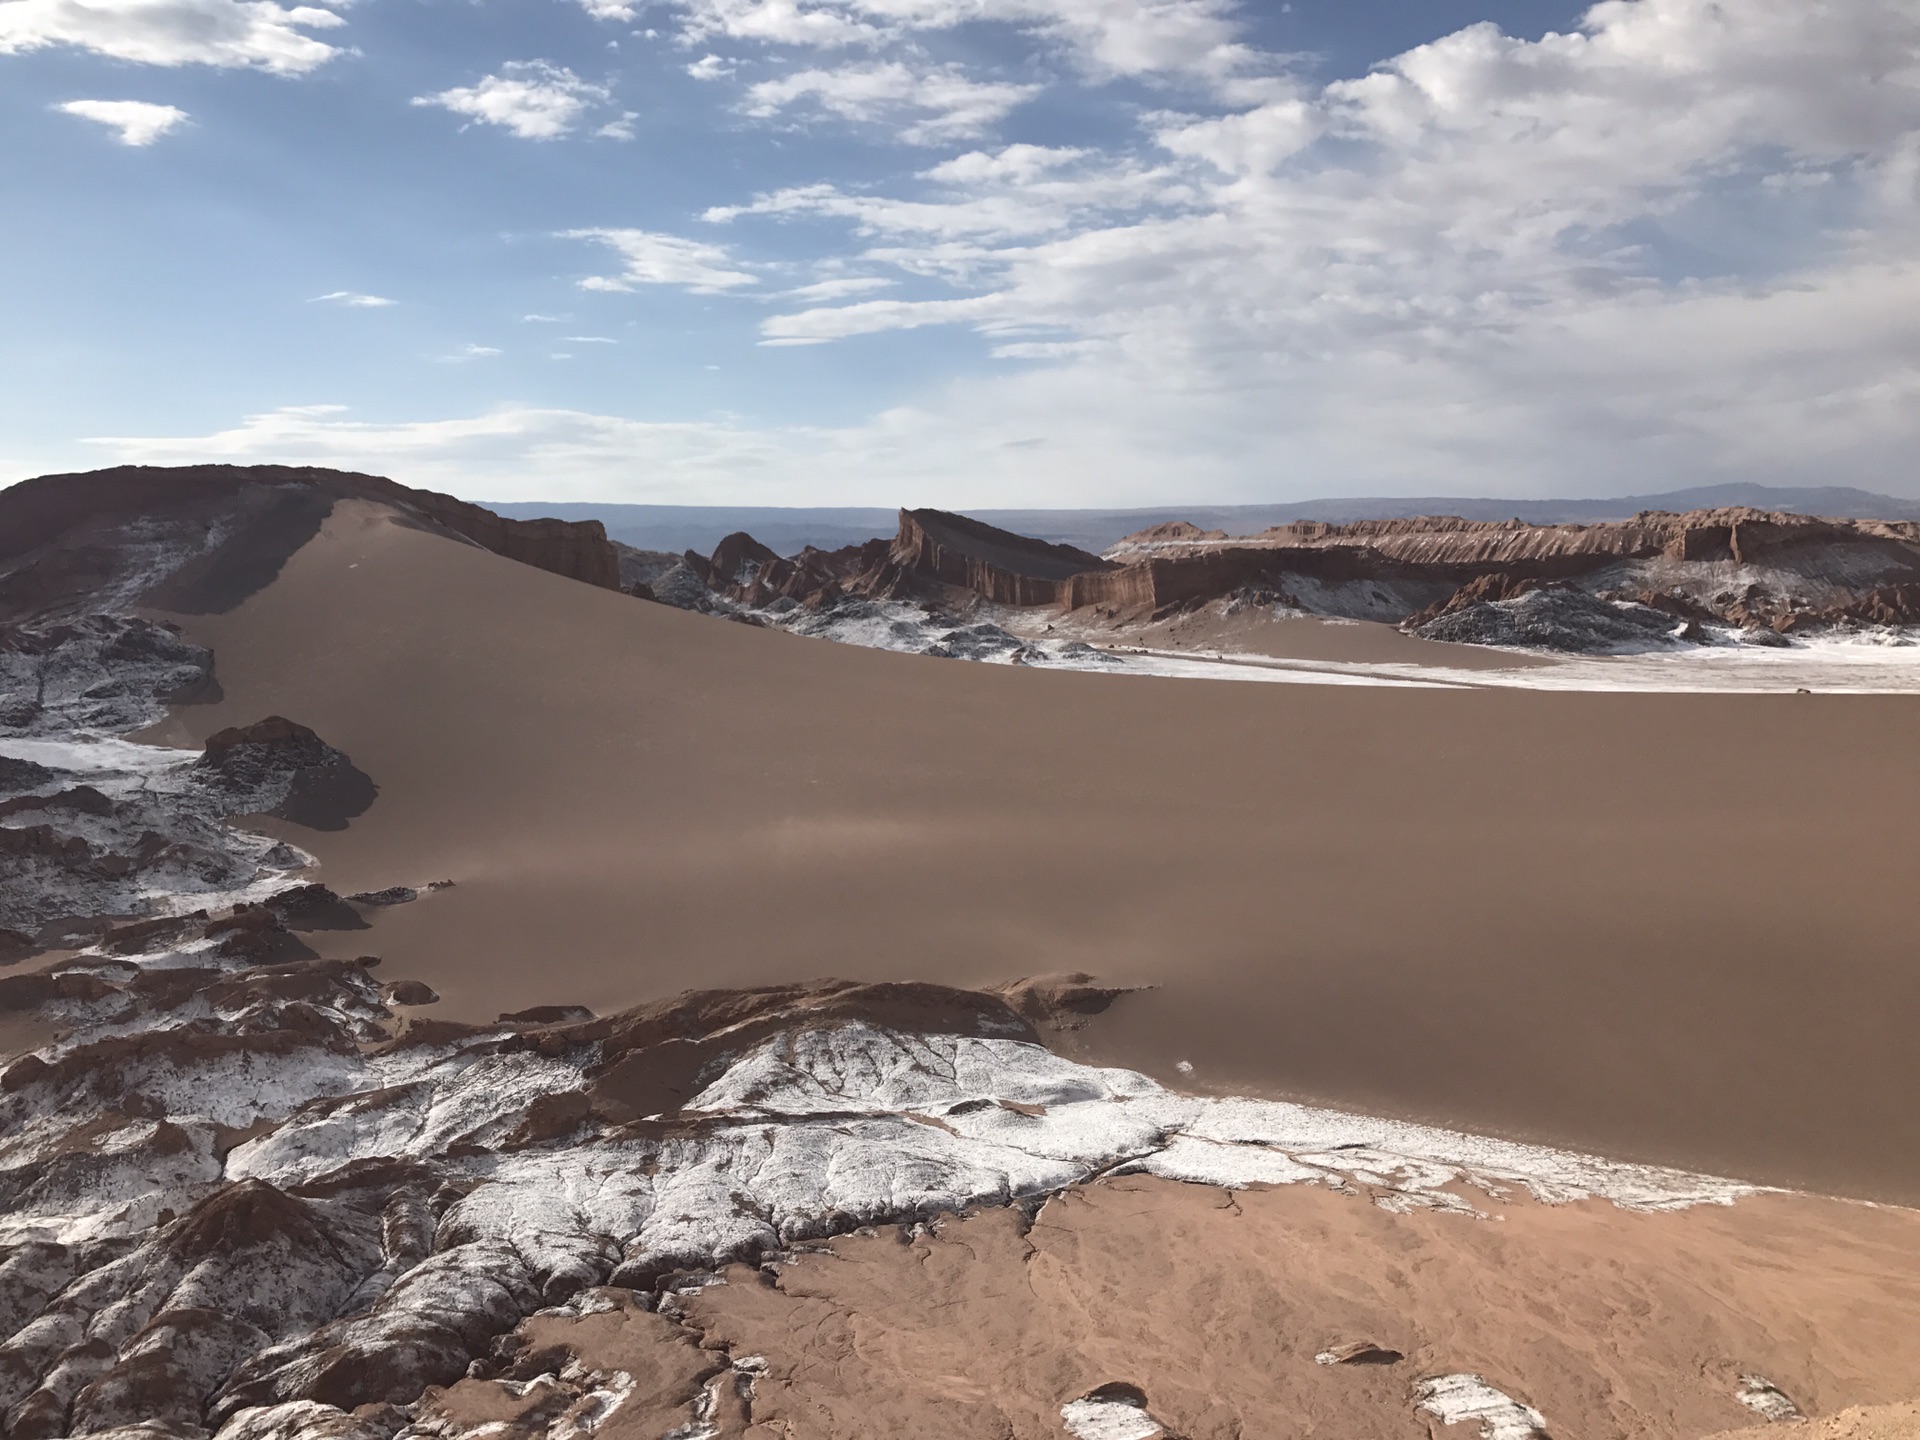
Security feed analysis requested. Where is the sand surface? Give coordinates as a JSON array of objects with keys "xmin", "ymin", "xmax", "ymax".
[
  {"xmin": 1066, "ymin": 605, "xmax": 1554, "ymax": 670},
  {"xmin": 446, "ymin": 1175, "xmax": 1920, "ymax": 1440},
  {"xmin": 144, "ymin": 501, "xmax": 1920, "ymax": 1202},
  {"xmin": 1707, "ymin": 1405, "xmax": 1920, "ymax": 1439}
]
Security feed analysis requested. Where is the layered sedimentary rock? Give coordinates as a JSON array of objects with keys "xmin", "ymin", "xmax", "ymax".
[
  {"xmin": 649, "ymin": 505, "xmax": 1920, "ymax": 651},
  {"xmin": 659, "ymin": 510, "xmax": 1112, "ymax": 615}
]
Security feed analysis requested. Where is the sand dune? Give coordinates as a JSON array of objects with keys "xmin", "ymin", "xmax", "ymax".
[{"xmin": 143, "ymin": 499, "xmax": 1920, "ymax": 1203}]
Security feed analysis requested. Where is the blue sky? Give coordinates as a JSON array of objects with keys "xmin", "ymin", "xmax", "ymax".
[{"xmin": 2, "ymin": 0, "xmax": 1917, "ymax": 505}]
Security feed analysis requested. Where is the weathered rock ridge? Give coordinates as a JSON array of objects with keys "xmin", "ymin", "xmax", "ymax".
[
  {"xmin": 0, "ymin": 467, "xmax": 618, "ymax": 628},
  {"xmin": 647, "ymin": 505, "xmax": 1920, "ymax": 652}
]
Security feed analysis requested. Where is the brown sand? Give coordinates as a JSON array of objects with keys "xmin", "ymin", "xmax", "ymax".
[
  {"xmin": 435, "ymin": 1177, "xmax": 1920, "ymax": 1440},
  {"xmin": 1069, "ymin": 606, "xmax": 1554, "ymax": 670},
  {"xmin": 1707, "ymin": 1405, "xmax": 1920, "ymax": 1439},
  {"xmin": 144, "ymin": 501, "xmax": 1920, "ymax": 1202}
]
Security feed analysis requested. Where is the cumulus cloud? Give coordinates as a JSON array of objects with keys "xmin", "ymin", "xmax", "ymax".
[
  {"xmin": 564, "ymin": 228, "xmax": 760, "ymax": 292},
  {"xmin": 0, "ymin": 0, "xmax": 345, "ymax": 72},
  {"xmin": 69, "ymin": 0, "xmax": 1920, "ymax": 506},
  {"xmin": 742, "ymin": 61, "xmax": 1040, "ymax": 143},
  {"xmin": 311, "ymin": 290, "xmax": 395, "ymax": 307},
  {"xmin": 55, "ymin": 99, "xmax": 188, "ymax": 145},
  {"xmin": 413, "ymin": 62, "xmax": 614, "ymax": 140}
]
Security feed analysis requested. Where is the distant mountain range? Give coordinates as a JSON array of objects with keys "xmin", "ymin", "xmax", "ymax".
[{"xmin": 488, "ymin": 484, "xmax": 1920, "ymax": 558}]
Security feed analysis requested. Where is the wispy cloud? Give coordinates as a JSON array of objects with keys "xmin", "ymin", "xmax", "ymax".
[
  {"xmin": 563, "ymin": 228, "xmax": 759, "ymax": 293},
  {"xmin": 414, "ymin": 61, "xmax": 615, "ymax": 141},
  {"xmin": 311, "ymin": 290, "xmax": 396, "ymax": 308},
  {"xmin": 55, "ymin": 99, "xmax": 188, "ymax": 146},
  {"xmin": 742, "ymin": 61, "xmax": 1039, "ymax": 144},
  {"xmin": 1, "ymin": 0, "xmax": 345, "ymax": 73},
  {"xmin": 782, "ymin": 276, "xmax": 896, "ymax": 301}
]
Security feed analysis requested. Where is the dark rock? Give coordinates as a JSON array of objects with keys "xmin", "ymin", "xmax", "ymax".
[
  {"xmin": 385, "ymin": 981, "xmax": 439, "ymax": 1007},
  {"xmin": 204, "ymin": 907, "xmax": 318, "ymax": 964},
  {"xmin": 1412, "ymin": 586, "xmax": 1684, "ymax": 652},
  {"xmin": 0, "ymin": 784, "xmax": 115, "ymax": 819},
  {"xmin": 347, "ymin": 887, "xmax": 417, "ymax": 907},
  {"xmin": 0, "ymin": 616, "xmax": 214, "ymax": 737},
  {"xmin": 498, "ymin": 1005, "xmax": 594, "ymax": 1025},
  {"xmin": 265, "ymin": 884, "xmax": 368, "ymax": 932},
  {"xmin": 100, "ymin": 914, "xmax": 207, "ymax": 955},
  {"xmin": 194, "ymin": 717, "xmax": 377, "ymax": 831},
  {"xmin": 0, "ymin": 756, "xmax": 58, "ymax": 794}
]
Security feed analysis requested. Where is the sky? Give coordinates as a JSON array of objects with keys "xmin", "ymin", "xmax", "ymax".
[{"xmin": 1, "ymin": 0, "xmax": 1917, "ymax": 507}]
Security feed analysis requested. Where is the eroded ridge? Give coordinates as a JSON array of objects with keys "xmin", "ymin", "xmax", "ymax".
[{"xmin": 0, "ymin": 949, "xmax": 1764, "ymax": 1439}]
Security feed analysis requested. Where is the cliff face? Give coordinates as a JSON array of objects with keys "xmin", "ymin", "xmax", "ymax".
[
  {"xmin": 0, "ymin": 465, "xmax": 620, "ymax": 626},
  {"xmin": 861, "ymin": 509, "xmax": 1113, "ymax": 608},
  {"xmin": 666, "ymin": 509, "xmax": 1115, "ymax": 613},
  {"xmin": 1084, "ymin": 507, "xmax": 1920, "ymax": 632},
  {"xmin": 587, "ymin": 498, "xmax": 1920, "ymax": 646}
]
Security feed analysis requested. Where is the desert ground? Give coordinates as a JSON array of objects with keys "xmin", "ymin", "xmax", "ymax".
[{"xmin": 139, "ymin": 499, "xmax": 1920, "ymax": 1206}]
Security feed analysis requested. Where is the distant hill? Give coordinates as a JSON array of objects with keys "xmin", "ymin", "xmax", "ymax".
[{"xmin": 489, "ymin": 484, "xmax": 1920, "ymax": 558}]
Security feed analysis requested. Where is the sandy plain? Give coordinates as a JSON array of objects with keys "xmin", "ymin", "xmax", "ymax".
[
  {"xmin": 142, "ymin": 500, "xmax": 1920, "ymax": 1203},
  {"xmin": 422, "ymin": 1176, "xmax": 1920, "ymax": 1440}
]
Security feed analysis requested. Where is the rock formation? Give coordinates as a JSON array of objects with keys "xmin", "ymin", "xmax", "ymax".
[
  {"xmin": 0, "ymin": 466, "xmax": 617, "ymax": 628},
  {"xmin": 646, "ymin": 504, "xmax": 1920, "ymax": 653}
]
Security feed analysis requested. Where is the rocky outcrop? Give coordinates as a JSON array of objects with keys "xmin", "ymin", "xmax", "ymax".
[
  {"xmin": 0, "ymin": 929, "xmax": 1762, "ymax": 1440},
  {"xmin": 0, "ymin": 700, "xmax": 374, "ymax": 937},
  {"xmin": 872, "ymin": 510, "xmax": 1113, "ymax": 607},
  {"xmin": 0, "ymin": 615, "xmax": 215, "ymax": 738},
  {"xmin": 0, "ymin": 466, "xmax": 618, "ymax": 628},
  {"xmin": 194, "ymin": 718, "xmax": 377, "ymax": 833},
  {"xmin": 1410, "ymin": 587, "xmax": 1685, "ymax": 652}
]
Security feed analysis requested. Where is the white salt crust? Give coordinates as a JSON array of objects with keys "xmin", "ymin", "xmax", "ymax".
[{"xmin": 1415, "ymin": 1373, "xmax": 1552, "ymax": 1439}]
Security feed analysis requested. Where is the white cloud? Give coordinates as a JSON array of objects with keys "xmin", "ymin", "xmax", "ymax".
[
  {"xmin": 576, "ymin": 0, "xmax": 637, "ymax": 17},
  {"xmin": 311, "ymin": 290, "xmax": 396, "ymax": 307},
  {"xmin": 760, "ymin": 293, "xmax": 1008, "ymax": 343},
  {"xmin": 782, "ymin": 275, "xmax": 895, "ymax": 300},
  {"xmin": 413, "ymin": 62, "xmax": 613, "ymax": 141},
  {"xmin": 666, "ymin": 0, "xmax": 884, "ymax": 48},
  {"xmin": 687, "ymin": 53, "xmax": 736, "ymax": 79},
  {"xmin": 61, "ymin": 0, "xmax": 1920, "ymax": 507},
  {"xmin": 55, "ymin": 99, "xmax": 188, "ymax": 145},
  {"xmin": 0, "ymin": 0, "xmax": 345, "ymax": 72},
  {"xmin": 563, "ymin": 334, "xmax": 618, "ymax": 342},
  {"xmin": 709, "ymin": 144, "xmax": 1191, "ymax": 242},
  {"xmin": 694, "ymin": 0, "xmax": 1919, "ymax": 492},
  {"xmin": 436, "ymin": 344, "xmax": 503, "ymax": 361},
  {"xmin": 666, "ymin": 0, "xmax": 1261, "ymax": 88},
  {"xmin": 742, "ymin": 61, "xmax": 1040, "ymax": 143},
  {"xmin": 564, "ymin": 228, "xmax": 760, "ymax": 292}
]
